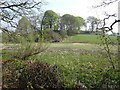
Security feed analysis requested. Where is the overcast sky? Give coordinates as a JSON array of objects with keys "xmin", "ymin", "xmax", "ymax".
[
  {"xmin": 43, "ymin": 0, "xmax": 119, "ymax": 33},
  {"xmin": 0, "ymin": 0, "xmax": 119, "ymax": 33},
  {"xmin": 44, "ymin": 0, "xmax": 118, "ymax": 18}
]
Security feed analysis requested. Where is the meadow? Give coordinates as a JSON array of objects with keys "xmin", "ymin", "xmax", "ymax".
[
  {"xmin": 29, "ymin": 41, "xmax": 118, "ymax": 88},
  {"xmin": 2, "ymin": 34, "xmax": 119, "ymax": 89},
  {"xmin": 30, "ymin": 35, "xmax": 118, "ymax": 88},
  {"xmin": 63, "ymin": 34, "xmax": 117, "ymax": 44}
]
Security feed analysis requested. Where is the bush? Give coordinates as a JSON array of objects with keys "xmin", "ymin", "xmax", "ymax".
[
  {"xmin": 3, "ymin": 34, "xmax": 48, "ymax": 61},
  {"xmin": 59, "ymin": 30, "xmax": 67, "ymax": 39},
  {"xmin": 43, "ymin": 30, "xmax": 62, "ymax": 42},
  {"xmin": 2, "ymin": 60, "xmax": 19, "ymax": 89},
  {"xmin": 2, "ymin": 32, "xmax": 18, "ymax": 43},
  {"xmin": 2, "ymin": 60, "xmax": 64, "ymax": 89},
  {"xmin": 67, "ymin": 29, "xmax": 78, "ymax": 36},
  {"xmin": 92, "ymin": 68, "xmax": 120, "ymax": 89},
  {"xmin": 19, "ymin": 61, "xmax": 64, "ymax": 89},
  {"xmin": 80, "ymin": 31, "xmax": 91, "ymax": 34},
  {"xmin": 11, "ymin": 43, "xmax": 47, "ymax": 60},
  {"xmin": 2, "ymin": 60, "xmax": 25, "ymax": 89},
  {"xmin": 50, "ymin": 31, "xmax": 62, "ymax": 42},
  {"xmin": 78, "ymin": 68, "xmax": 120, "ymax": 89}
]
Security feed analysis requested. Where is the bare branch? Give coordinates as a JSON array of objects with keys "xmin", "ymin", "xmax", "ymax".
[
  {"xmin": 25, "ymin": 2, "xmax": 42, "ymax": 9},
  {"xmin": 97, "ymin": 14, "xmax": 119, "ymax": 32},
  {"xmin": 0, "ymin": 0, "xmax": 45, "ymax": 32},
  {"xmin": 94, "ymin": 0, "xmax": 119, "ymax": 8},
  {"xmin": 109, "ymin": 20, "xmax": 120, "ymax": 30},
  {"xmin": 0, "ymin": 1, "xmax": 27, "ymax": 9},
  {"xmin": 0, "ymin": 27, "xmax": 13, "ymax": 34}
]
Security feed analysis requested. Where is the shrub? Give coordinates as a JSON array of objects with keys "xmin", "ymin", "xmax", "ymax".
[
  {"xmin": 11, "ymin": 42, "xmax": 47, "ymax": 60},
  {"xmin": 2, "ymin": 32, "xmax": 18, "ymax": 43},
  {"xmin": 2, "ymin": 60, "xmax": 64, "ymax": 89},
  {"xmin": 92, "ymin": 68, "xmax": 120, "ymax": 89},
  {"xmin": 80, "ymin": 31, "xmax": 91, "ymax": 34},
  {"xmin": 3, "ymin": 31, "xmax": 48, "ymax": 61},
  {"xmin": 2, "ymin": 60, "xmax": 23, "ymax": 89},
  {"xmin": 59, "ymin": 30, "xmax": 67, "ymax": 39},
  {"xmin": 43, "ymin": 30, "xmax": 62, "ymax": 42},
  {"xmin": 19, "ymin": 61, "xmax": 64, "ymax": 89},
  {"xmin": 67, "ymin": 29, "xmax": 78, "ymax": 36},
  {"xmin": 78, "ymin": 68, "xmax": 120, "ymax": 89},
  {"xmin": 50, "ymin": 31, "xmax": 62, "ymax": 42}
]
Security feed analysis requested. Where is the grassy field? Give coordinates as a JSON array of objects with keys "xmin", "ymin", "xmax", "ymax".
[
  {"xmin": 63, "ymin": 34, "xmax": 117, "ymax": 44},
  {"xmin": 2, "ymin": 34, "xmax": 119, "ymax": 89},
  {"xmin": 29, "ymin": 42, "xmax": 118, "ymax": 88},
  {"xmin": 49, "ymin": 43, "xmax": 117, "ymax": 51}
]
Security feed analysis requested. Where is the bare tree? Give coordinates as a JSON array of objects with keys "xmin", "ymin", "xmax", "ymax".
[
  {"xmin": 0, "ymin": 0, "xmax": 45, "ymax": 32},
  {"xmin": 1, "ymin": 0, "xmax": 48, "ymax": 61},
  {"xmin": 97, "ymin": 14, "xmax": 120, "ymax": 69},
  {"xmin": 95, "ymin": 0, "xmax": 120, "ymax": 69}
]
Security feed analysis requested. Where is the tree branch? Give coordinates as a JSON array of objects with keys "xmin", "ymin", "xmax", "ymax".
[
  {"xmin": 97, "ymin": 14, "xmax": 119, "ymax": 32},
  {"xmin": 0, "ymin": 1, "xmax": 27, "ymax": 9},
  {"xmin": 0, "ymin": 27, "xmax": 13, "ymax": 34},
  {"xmin": 103, "ymin": 14, "xmax": 116, "ymax": 26},
  {"xmin": 0, "ymin": 0, "xmax": 44, "ymax": 31},
  {"xmin": 97, "ymin": 20, "xmax": 120, "ymax": 32},
  {"xmin": 94, "ymin": 0, "xmax": 119, "ymax": 8},
  {"xmin": 25, "ymin": 2, "xmax": 42, "ymax": 9}
]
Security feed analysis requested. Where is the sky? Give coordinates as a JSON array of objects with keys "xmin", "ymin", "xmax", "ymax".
[
  {"xmin": 0, "ymin": 0, "xmax": 119, "ymax": 33},
  {"xmin": 44, "ymin": 0, "xmax": 97, "ymax": 18},
  {"xmin": 43, "ymin": 0, "xmax": 118, "ymax": 19},
  {"xmin": 43, "ymin": 0, "xmax": 119, "ymax": 33}
]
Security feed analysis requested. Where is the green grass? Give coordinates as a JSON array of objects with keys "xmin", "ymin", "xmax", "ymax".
[
  {"xmin": 2, "ymin": 34, "xmax": 119, "ymax": 88},
  {"xmin": 48, "ymin": 43, "xmax": 117, "ymax": 53},
  {"xmin": 29, "ymin": 43, "xmax": 118, "ymax": 88},
  {"xmin": 49, "ymin": 43, "xmax": 98, "ymax": 50},
  {"xmin": 63, "ymin": 34, "xmax": 117, "ymax": 44}
]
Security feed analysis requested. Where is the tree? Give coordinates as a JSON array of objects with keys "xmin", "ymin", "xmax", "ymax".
[
  {"xmin": 87, "ymin": 16, "xmax": 100, "ymax": 32},
  {"xmin": 60, "ymin": 14, "xmax": 85, "ymax": 35},
  {"xmin": 0, "ymin": 0, "xmax": 45, "ymax": 32},
  {"xmin": 94, "ymin": 0, "xmax": 120, "ymax": 70},
  {"xmin": 1, "ymin": 0, "xmax": 48, "ymax": 60},
  {"xmin": 42, "ymin": 10, "xmax": 59, "ymax": 30},
  {"xmin": 75, "ymin": 16, "xmax": 85, "ymax": 31},
  {"xmin": 61, "ymin": 14, "xmax": 74, "ymax": 31},
  {"xmin": 29, "ymin": 14, "xmax": 43, "ymax": 30},
  {"xmin": 16, "ymin": 16, "xmax": 32, "ymax": 34}
]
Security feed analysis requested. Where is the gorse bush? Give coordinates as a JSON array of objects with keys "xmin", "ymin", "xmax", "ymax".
[
  {"xmin": 2, "ymin": 60, "xmax": 64, "ymax": 89},
  {"xmin": 2, "ymin": 60, "xmax": 20, "ymax": 88},
  {"xmin": 3, "ymin": 32, "xmax": 48, "ymax": 61},
  {"xmin": 43, "ymin": 30, "xmax": 62, "ymax": 42},
  {"xmin": 11, "ymin": 43, "xmax": 47, "ymax": 60},
  {"xmin": 19, "ymin": 61, "xmax": 64, "ymax": 89}
]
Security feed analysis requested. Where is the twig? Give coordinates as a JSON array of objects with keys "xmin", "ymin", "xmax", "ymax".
[{"xmin": 94, "ymin": 0, "xmax": 119, "ymax": 8}]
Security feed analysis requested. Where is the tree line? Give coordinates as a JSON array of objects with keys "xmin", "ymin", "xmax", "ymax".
[
  {"xmin": 16, "ymin": 10, "xmax": 86, "ymax": 35},
  {"xmin": 4, "ymin": 10, "xmax": 101, "ymax": 43}
]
